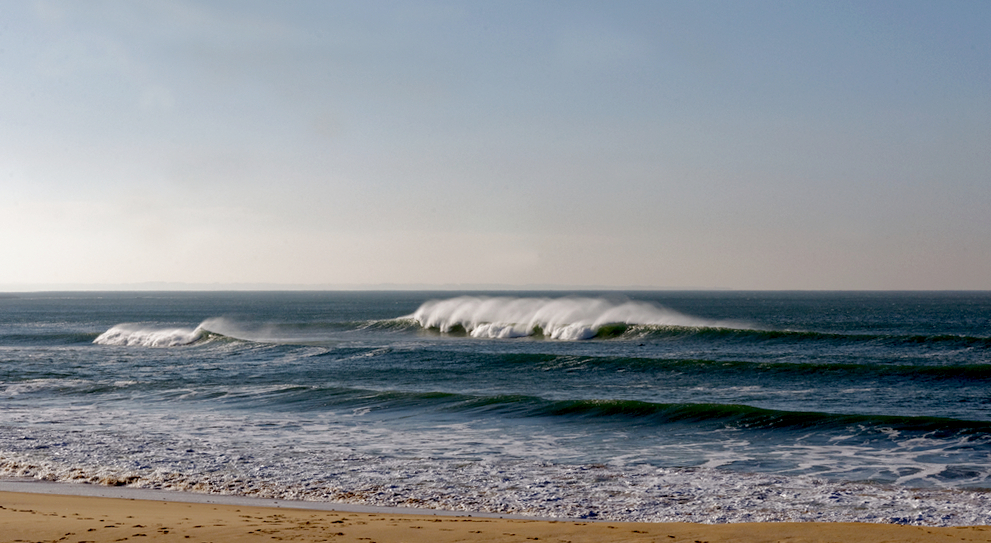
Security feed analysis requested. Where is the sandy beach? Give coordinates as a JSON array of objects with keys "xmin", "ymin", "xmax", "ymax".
[{"xmin": 1, "ymin": 491, "xmax": 988, "ymax": 543}]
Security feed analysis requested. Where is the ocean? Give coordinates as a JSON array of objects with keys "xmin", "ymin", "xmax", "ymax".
[{"xmin": 1, "ymin": 291, "xmax": 990, "ymax": 525}]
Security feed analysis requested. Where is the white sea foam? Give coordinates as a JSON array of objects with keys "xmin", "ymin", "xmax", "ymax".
[
  {"xmin": 0, "ymin": 379, "xmax": 91, "ymax": 398},
  {"xmin": 94, "ymin": 323, "xmax": 205, "ymax": 347},
  {"xmin": 3, "ymin": 399, "xmax": 990, "ymax": 525},
  {"xmin": 410, "ymin": 296, "xmax": 735, "ymax": 340},
  {"xmin": 3, "ymin": 447, "xmax": 990, "ymax": 525},
  {"xmin": 93, "ymin": 318, "xmax": 235, "ymax": 347}
]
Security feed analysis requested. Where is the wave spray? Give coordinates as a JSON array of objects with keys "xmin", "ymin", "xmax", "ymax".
[{"xmin": 410, "ymin": 296, "xmax": 735, "ymax": 340}]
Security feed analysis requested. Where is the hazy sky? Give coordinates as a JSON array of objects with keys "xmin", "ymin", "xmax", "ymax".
[{"xmin": 2, "ymin": 1, "xmax": 989, "ymax": 290}]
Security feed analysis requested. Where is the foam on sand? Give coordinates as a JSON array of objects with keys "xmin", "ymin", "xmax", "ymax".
[{"xmin": 2, "ymin": 489, "xmax": 991, "ymax": 543}]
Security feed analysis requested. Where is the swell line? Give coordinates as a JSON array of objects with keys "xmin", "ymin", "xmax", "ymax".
[
  {"xmin": 639, "ymin": 327, "xmax": 991, "ymax": 348},
  {"xmin": 516, "ymin": 355, "xmax": 991, "ymax": 380},
  {"xmin": 159, "ymin": 384, "xmax": 991, "ymax": 436},
  {"xmin": 0, "ymin": 332, "xmax": 102, "ymax": 345}
]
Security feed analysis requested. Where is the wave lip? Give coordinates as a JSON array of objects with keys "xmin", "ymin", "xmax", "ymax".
[
  {"xmin": 410, "ymin": 296, "xmax": 737, "ymax": 340},
  {"xmin": 93, "ymin": 323, "xmax": 207, "ymax": 347}
]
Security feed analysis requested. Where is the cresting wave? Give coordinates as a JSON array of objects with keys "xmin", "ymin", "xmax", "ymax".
[
  {"xmin": 410, "ymin": 296, "xmax": 741, "ymax": 340},
  {"xmin": 93, "ymin": 318, "xmax": 234, "ymax": 347}
]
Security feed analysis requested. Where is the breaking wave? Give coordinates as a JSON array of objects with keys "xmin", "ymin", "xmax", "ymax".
[
  {"xmin": 409, "ymin": 296, "xmax": 741, "ymax": 340},
  {"xmin": 93, "ymin": 318, "xmax": 234, "ymax": 347}
]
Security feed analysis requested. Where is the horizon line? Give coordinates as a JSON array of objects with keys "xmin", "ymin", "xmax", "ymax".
[{"xmin": 1, "ymin": 282, "xmax": 988, "ymax": 293}]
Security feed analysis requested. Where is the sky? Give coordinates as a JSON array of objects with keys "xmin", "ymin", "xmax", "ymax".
[{"xmin": 1, "ymin": 0, "xmax": 989, "ymax": 290}]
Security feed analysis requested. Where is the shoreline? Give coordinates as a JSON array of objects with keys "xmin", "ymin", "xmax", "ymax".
[
  {"xmin": 0, "ymin": 477, "xmax": 552, "ymax": 520},
  {"xmin": 2, "ymin": 488, "xmax": 990, "ymax": 543}
]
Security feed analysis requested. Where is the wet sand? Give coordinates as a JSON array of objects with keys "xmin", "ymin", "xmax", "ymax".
[{"xmin": 2, "ymin": 490, "xmax": 990, "ymax": 542}]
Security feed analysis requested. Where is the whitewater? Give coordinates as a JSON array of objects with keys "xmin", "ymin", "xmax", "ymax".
[{"xmin": 409, "ymin": 295, "xmax": 742, "ymax": 339}]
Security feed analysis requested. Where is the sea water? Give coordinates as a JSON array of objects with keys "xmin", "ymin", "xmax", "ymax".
[{"xmin": 1, "ymin": 291, "xmax": 990, "ymax": 524}]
